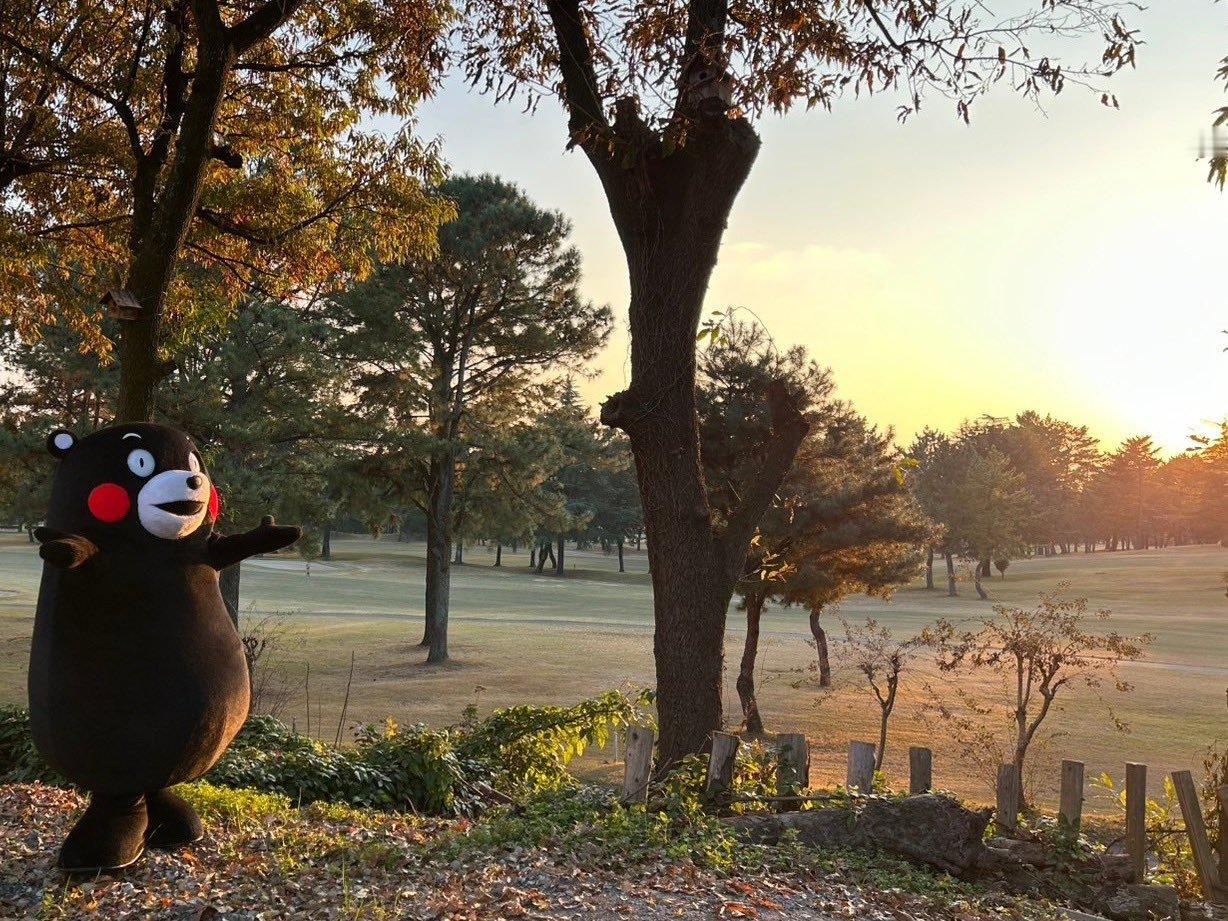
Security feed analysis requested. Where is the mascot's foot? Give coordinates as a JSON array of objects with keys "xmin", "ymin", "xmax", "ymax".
[
  {"xmin": 57, "ymin": 794, "xmax": 147, "ymax": 873},
  {"xmin": 144, "ymin": 788, "xmax": 204, "ymax": 850}
]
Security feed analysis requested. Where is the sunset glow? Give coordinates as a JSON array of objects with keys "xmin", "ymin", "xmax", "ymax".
[{"xmin": 419, "ymin": 0, "xmax": 1228, "ymax": 456}]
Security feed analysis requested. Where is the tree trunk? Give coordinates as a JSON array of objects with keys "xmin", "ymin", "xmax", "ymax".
[
  {"xmin": 536, "ymin": 540, "xmax": 554, "ymax": 574},
  {"xmin": 494, "ymin": 542, "xmax": 502, "ymax": 567},
  {"xmin": 875, "ymin": 677, "xmax": 898, "ymax": 772},
  {"xmin": 422, "ymin": 451, "xmax": 454, "ymax": 662},
  {"xmin": 321, "ymin": 527, "xmax": 331, "ymax": 561},
  {"xmin": 592, "ymin": 114, "xmax": 765, "ymax": 768},
  {"xmin": 555, "ymin": 536, "xmax": 565, "ymax": 576},
  {"xmin": 220, "ymin": 564, "xmax": 240, "ymax": 630},
  {"xmin": 736, "ymin": 593, "xmax": 765, "ymax": 734},
  {"xmin": 117, "ymin": 38, "xmax": 236, "ymax": 421},
  {"xmin": 808, "ymin": 610, "xmax": 831, "ymax": 687},
  {"xmin": 617, "ymin": 537, "xmax": 625, "ymax": 573},
  {"xmin": 973, "ymin": 570, "xmax": 989, "ymax": 601},
  {"xmin": 925, "ymin": 547, "xmax": 934, "ymax": 590},
  {"xmin": 945, "ymin": 551, "xmax": 957, "ymax": 597},
  {"xmin": 453, "ymin": 541, "xmax": 464, "ymax": 565},
  {"xmin": 529, "ymin": 544, "xmax": 537, "ymax": 568},
  {"xmin": 1013, "ymin": 744, "xmax": 1029, "ymax": 813}
]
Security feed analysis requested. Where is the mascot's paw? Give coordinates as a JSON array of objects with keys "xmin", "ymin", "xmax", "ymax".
[
  {"xmin": 57, "ymin": 794, "xmax": 147, "ymax": 873},
  {"xmin": 259, "ymin": 515, "xmax": 302, "ymax": 552},
  {"xmin": 144, "ymin": 788, "xmax": 204, "ymax": 850}
]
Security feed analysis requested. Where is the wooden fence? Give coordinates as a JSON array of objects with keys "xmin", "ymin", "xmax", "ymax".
[{"xmin": 616, "ymin": 728, "xmax": 1228, "ymax": 906}]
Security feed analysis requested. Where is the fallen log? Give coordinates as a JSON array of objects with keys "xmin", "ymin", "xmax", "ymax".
[{"xmin": 722, "ymin": 793, "xmax": 993, "ymax": 877}]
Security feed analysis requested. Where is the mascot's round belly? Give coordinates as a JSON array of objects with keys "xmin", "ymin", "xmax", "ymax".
[{"xmin": 29, "ymin": 559, "xmax": 250, "ymax": 794}]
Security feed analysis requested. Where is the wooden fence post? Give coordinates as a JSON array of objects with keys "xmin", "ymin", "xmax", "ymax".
[
  {"xmin": 1125, "ymin": 762, "xmax": 1148, "ymax": 883},
  {"xmin": 1171, "ymin": 770, "xmax": 1227, "ymax": 904},
  {"xmin": 846, "ymin": 741, "xmax": 876, "ymax": 793},
  {"xmin": 1059, "ymin": 759, "xmax": 1085, "ymax": 829},
  {"xmin": 705, "ymin": 732, "xmax": 741, "ymax": 801},
  {"xmin": 909, "ymin": 746, "xmax": 932, "ymax": 795},
  {"xmin": 621, "ymin": 726, "xmax": 654, "ymax": 805},
  {"xmin": 776, "ymin": 733, "xmax": 810, "ymax": 806},
  {"xmin": 995, "ymin": 764, "xmax": 1020, "ymax": 833}
]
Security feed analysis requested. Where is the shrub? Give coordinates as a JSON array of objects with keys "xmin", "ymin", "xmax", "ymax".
[
  {"xmin": 0, "ymin": 706, "xmax": 65, "ymax": 785},
  {"xmin": 656, "ymin": 742, "xmax": 781, "ymax": 814},
  {"xmin": 1092, "ymin": 772, "xmax": 1200, "ymax": 897},
  {"xmin": 455, "ymin": 689, "xmax": 641, "ymax": 797},
  {"xmin": 179, "ymin": 781, "xmax": 293, "ymax": 831},
  {"xmin": 0, "ymin": 692, "xmax": 646, "ymax": 817}
]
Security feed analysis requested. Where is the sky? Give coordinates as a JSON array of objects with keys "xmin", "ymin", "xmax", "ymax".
[{"xmin": 414, "ymin": 2, "xmax": 1228, "ymax": 457}]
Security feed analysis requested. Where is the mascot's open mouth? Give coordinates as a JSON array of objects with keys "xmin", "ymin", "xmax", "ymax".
[
  {"xmin": 137, "ymin": 469, "xmax": 211, "ymax": 539},
  {"xmin": 155, "ymin": 500, "xmax": 205, "ymax": 516}
]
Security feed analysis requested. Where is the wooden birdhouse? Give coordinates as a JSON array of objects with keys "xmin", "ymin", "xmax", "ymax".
[
  {"xmin": 683, "ymin": 60, "xmax": 733, "ymax": 112},
  {"xmin": 100, "ymin": 289, "xmax": 143, "ymax": 321}
]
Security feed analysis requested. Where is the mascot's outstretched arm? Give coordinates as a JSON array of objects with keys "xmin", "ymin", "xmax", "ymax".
[
  {"xmin": 206, "ymin": 515, "xmax": 301, "ymax": 571},
  {"xmin": 34, "ymin": 527, "xmax": 99, "ymax": 570}
]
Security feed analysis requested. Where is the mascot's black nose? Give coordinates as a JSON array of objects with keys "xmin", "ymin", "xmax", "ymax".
[{"xmin": 186, "ymin": 475, "xmax": 203, "ymax": 489}]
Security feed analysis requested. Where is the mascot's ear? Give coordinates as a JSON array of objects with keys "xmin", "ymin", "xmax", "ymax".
[{"xmin": 46, "ymin": 429, "xmax": 76, "ymax": 458}]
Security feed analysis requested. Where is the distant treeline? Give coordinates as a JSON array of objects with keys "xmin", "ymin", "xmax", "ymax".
[{"xmin": 907, "ymin": 414, "xmax": 1228, "ymax": 596}]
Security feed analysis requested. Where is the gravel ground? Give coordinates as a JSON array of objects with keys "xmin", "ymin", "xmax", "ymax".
[{"xmin": 1, "ymin": 784, "xmax": 1043, "ymax": 920}]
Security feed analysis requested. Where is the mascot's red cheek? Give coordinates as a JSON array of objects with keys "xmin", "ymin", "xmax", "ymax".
[
  {"xmin": 208, "ymin": 485, "xmax": 221, "ymax": 521},
  {"xmin": 87, "ymin": 483, "xmax": 130, "ymax": 522}
]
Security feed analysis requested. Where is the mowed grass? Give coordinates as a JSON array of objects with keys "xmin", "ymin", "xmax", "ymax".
[{"xmin": 0, "ymin": 532, "xmax": 1223, "ymax": 808}]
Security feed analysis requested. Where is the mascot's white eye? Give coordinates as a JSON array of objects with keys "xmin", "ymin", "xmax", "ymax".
[
  {"xmin": 187, "ymin": 453, "xmax": 201, "ymax": 474},
  {"xmin": 127, "ymin": 448, "xmax": 156, "ymax": 477}
]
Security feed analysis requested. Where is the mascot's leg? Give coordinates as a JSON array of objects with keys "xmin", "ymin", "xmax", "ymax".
[
  {"xmin": 57, "ymin": 793, "xmax": 148, "ymax": 872},
  {"xmin": 144, "ymin": 788, "xmax": 204, "ymax": 850}
]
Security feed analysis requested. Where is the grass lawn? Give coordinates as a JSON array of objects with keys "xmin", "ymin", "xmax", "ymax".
[{"xmin": 0, "ymin": 532, "xmax": 1223, "ymax": 808}]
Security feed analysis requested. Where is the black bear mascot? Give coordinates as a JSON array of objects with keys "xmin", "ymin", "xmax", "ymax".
[{"xmin": 28, "ymin": 423, "xmax": 300, "ymax": 872}]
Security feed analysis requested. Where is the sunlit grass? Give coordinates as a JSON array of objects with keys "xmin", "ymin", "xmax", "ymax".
[{"xmin": 0, "ymin": 532, "xmax": 1222, "ymax": 808}]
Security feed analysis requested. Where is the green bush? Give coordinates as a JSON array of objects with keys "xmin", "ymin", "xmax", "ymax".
[
  {"xmin": 207, "ymin": 718, "xmax": 461, "ymax": 815},
  {"xmin": 178, "ymin": 781, "xmax": 294, "ymax": 831},
  {"xmin": 428, "ymin": 784, "xmax": 741, "ymax": 871},
  {"xmin": 0, "ymin": 706, "xmax": 65, "ymax": 785},
  {"xmin": 656, "ymin": 742, "xmax": 781, "ymax": 815},
  {"xmin": 0, "ymin": 692, "xmax": 645, "ymax": 816},
  {"xmin": 455, "ymin": 689, "xmax": 641, "ymax": 797}
]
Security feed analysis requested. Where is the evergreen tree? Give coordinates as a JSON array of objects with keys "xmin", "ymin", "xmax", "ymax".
[
  {"xmin": 0, "ymin": 318, "xmax": 116, "ymax": 535},
  {"xmin": 697, "ymin": 318, "xmax": 932, "ymax": 730},
  {"xmin": 1085, "ymin": 436, "xmax": 1162, "ymax": 551},
  {"xmin": 159, "ymin": 299, "xmax": 353, "ymax": 621},
  {"xmin": 337, "ymin": 175, "xmax": 611, "ymax": 661},
  {"xmin": 947, "ymin": 448, "xmax": 1032, "ymax": 600}
]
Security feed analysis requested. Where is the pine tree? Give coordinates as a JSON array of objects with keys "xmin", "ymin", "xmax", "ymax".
[
  {"xmin": 337, "ymin": 175, "xmax": 611, "ymax": 661},
  {"xmin": 697, "ymin": 318, "xmax": 933, "ymax": 731}
]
